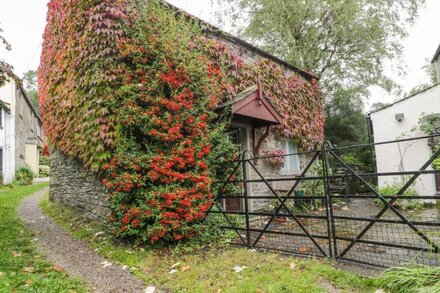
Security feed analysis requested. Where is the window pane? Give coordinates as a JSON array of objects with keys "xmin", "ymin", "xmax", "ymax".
[
  {"xmin": 280, "ymin": 139, "xmax": 287, "ymax": 152},
  {"xmin": 288, "ymin": 141, "xmax": 298, "ymax": 171}
]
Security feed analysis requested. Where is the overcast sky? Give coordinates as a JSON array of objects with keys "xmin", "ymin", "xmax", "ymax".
[{"xmin": 0, "ymin": 0, "xmax": 439, "ymax": 110}]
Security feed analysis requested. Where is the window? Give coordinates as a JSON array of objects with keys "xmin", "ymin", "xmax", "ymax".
[{"xmin": 280, "ymin": 139, "xmax": 299, "ymax": 173}]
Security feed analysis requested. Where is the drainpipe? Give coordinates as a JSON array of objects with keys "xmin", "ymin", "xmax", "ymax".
[{"xmin": 366, "ymin": 114, "xmax": 378, "ymax": 185}]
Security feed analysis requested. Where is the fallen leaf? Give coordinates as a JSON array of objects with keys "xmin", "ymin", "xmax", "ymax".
[
  {"xmin": 298, "ymin": 246, "xmax": 310, "ymax": 253},
  {"xmin": 122, "ymin": 265, "xmax": 129, "ymax": 271},
  {"xmin": 233, "ymin": 265, "xmax": 247, "ymax": 273},
  {"xmin": 289, "ymin": 263, "xmax": 296, "ymax": 270},
  {"xmin": 0, "ymin": 272, "xmax": 4, "ymax": 278},
  {"xmin": 181, "ymin": 266, "xmax": 190, "ymax": 272},
  {"xmin": 341, "ymin": 206, "xmax": 349, "ymax": 211},
  {"xmin": 12, "ymin": 251, "xmax": 21, "ymax": 258},
  {"xmin": 141, "ymin": 267, "xmax": 150, "ymax": 273},
  {"xmin": 26, "ymin": 279, "xmax": 33, "ymax": 286},
  {"xmin": 171, "ymin": 262, "xmax": 180, "ymax": 269},
  {"xmin": 168, "ymin": 269, "xmax": 178, "ymax": 274},
  {"xmin": 53, "ymin": 265, "xmax": 64, "ymax": 272},
  {"xmin": 374, "ymin": 290, "xmax": 386, "ymax": 293},
  {"xmin": 23, "ymin": 267, "xmax": 34, "ymax": 273},
  {"xmin": 101, "ymin": 261, "xmax": 112, "ymax": 268},
  {"xmin": 144, "ymin": 287, "xmax": 156, "ymax": 293},
  {"xmin": 94, "ymin": 231, "xmax": 105, "ymax": 237}
]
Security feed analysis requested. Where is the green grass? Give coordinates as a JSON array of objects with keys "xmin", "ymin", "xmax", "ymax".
[
  {"xmin": 41, "ymin": 197, "xmax": 378, "ymax": 293},
  {"xmin": 0, "ymin": 183, "xmax": 87, "ymax": 293}
]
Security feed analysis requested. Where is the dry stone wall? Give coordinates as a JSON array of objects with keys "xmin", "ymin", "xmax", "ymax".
[{"xmin": 50, "ymin": 150, "xmax": 109, "ymax": 221}]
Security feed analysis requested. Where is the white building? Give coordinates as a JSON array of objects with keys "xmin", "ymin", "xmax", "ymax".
[
  {"xmin": 434, "ymin": 44, "xmax": 440, "ymax": 84},
  {"xmin": 0, "ymin": 74, "xmax": 43, "ymax": 184},
  {"xmin": 369, "ymin": 84, "xmax": 440, "ymax": 196},
  {"xmin": 0, "ymin": 100, "xmax": 15, "ymax": 183},
  {"xmin": 368, "ymin": 44, "xmax": 440, "ymax": 196}
]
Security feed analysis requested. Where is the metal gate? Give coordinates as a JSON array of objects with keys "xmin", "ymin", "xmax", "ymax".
[{"xmin": 209, "ymin": 134, "xmax": 440, "ymax": 268}]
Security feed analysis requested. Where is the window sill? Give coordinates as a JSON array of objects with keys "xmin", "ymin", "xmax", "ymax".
[{"xmin": 279, "ymin": 170, "xmax": 301, "ymax": 176}]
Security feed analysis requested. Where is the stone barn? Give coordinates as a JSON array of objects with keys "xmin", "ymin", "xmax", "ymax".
[{"xmin": 41, "ymin": 0, "xmax": 324, "ymax": 239}]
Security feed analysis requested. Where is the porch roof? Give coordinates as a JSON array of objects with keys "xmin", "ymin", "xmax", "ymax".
[
  {"xmin": 0, "ymin": 99, "xmax": 11, "ymax": 113},
  {"xmin": 217, "ymin": 85, "xmax": 283, "ymax": 127}
]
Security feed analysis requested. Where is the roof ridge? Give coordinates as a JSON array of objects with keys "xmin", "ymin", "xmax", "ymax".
[
  {"xmin": 162, "ymin": 1, "xmax": 317, "ymax": 81},
  {"xmin": 369, "ymin": 83, "xmax": 440, "ymax": 114}
]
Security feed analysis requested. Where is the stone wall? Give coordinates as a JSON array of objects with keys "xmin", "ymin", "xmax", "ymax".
[
  {"xmin": 50, "ymin": 150, "xmax": 109, "ymax": 221},
  {"xmin": 247, "ymin": 129, "xmax": 313, "ymax": 211}
]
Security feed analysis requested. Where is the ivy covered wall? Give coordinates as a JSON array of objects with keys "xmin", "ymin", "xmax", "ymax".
[{"xmin": 39, "ymin": 0, "xmax": 324, "ymax": 242}]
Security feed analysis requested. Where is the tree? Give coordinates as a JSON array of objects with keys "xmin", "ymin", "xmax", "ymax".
[
  {"xmin": 406, "ymin": 59, "xmax": 437, "ymax": 96},
  {"xmin": 324, "ymin": 88, "xmax": 368, "ymax": 146},
  {"xmin": 213, "ymin": 0, "xmax": 425, "ymax": 145},
  {"xmin": 370, "ymin": 102, "xmax": 391, "ymax": 112},
  {"xmin": 22, "ymin": 69, "xmax": 39, "ymax": 111},
  {"xmin": 0, "ymin": 25, "xmax": 12, "ymax": 86}
]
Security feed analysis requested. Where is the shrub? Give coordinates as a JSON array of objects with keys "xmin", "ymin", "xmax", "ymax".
[
  {"xmin": 15, "ymin": 166, "xmax": 34, "ymax": 185},
  {"xmin": 171, "ymin": 212, "xmax": 240, "ymax": 254},
  {"xmin": 39, "ymin": 156, "xmax": 50, "ymax": 166},
  {"xmin": 373, "ymin": 183, "xmax": 422, "ymax": 210},
  {"xmin": 39, "ymin": 165, "xmax": 50, "ymax": 177},
  {"xmin": 263, "ymin": 149, "xmax": 285, "ymax": 169}
]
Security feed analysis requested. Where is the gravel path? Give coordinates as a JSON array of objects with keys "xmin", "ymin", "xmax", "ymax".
[{"xmin": 19, "ymin": 187, "xmax": 148, "ymax": 293}]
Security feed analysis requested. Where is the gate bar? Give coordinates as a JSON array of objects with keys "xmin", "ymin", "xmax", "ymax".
[
  {"xmin": 247, "ymin": 152, "xmax": 328, "ymax": 257},
  {"xmin": 322, "ymin": 142, "xmax": 337, "ymax": 258},
  {"xmin": 331, "ymin": 148, "xmax": 440, "ymax": 258}
]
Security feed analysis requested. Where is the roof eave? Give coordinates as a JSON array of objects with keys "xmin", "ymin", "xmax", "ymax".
[
  {"xmin": 431, "ymin": 43, "xmax": 440, "ymax": 63},
  {"xmin": 369, "ymin": 83, "xmax": 440, "ymax": 115}
]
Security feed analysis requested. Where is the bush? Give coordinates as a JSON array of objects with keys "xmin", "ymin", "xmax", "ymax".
[
  {"xmin": 39, "ymin": 156, "xmax": 50, "ymax": 166},
  {"xmin": 15, "ymin": 166, "xmax": 34, "ymax": 185},
  {"xmin": 373, "ymin": 183, "xmax": 422, "ymax": 210},
  {"xmin": 39, "ymin": 165, "xmax": 50, "ymax": 177}
]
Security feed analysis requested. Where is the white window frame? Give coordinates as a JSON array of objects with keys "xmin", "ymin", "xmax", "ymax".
[{"xmin": 280, "ymin": 138, "xmax": 300, "ymax": 174}]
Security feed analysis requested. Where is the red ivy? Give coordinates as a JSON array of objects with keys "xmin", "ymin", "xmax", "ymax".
[{"xmin": 39, "ymin": 0, "xmax": 323, "ymax": 243}]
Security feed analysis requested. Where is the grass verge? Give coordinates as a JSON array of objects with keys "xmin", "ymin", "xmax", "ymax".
[
  {"xmin": 0, "ymin": 183, "xmax": 87, "ymax": 292},
  {"xmin": 41, "ymin": 197, "xmax": 378, "ymax": 293},
  {"xmin": 378, "ymin": 265, "xmax": 440, "ymax": 293}
]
